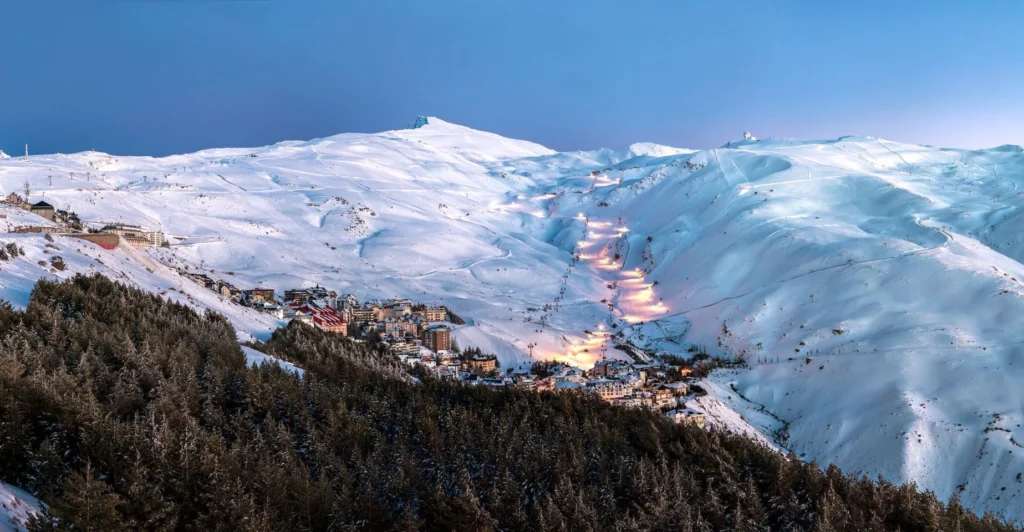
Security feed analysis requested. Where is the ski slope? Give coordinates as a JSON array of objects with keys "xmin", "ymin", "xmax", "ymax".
[{"xmin": 3, "ymin": 118, "xmax": 1024, "ymax": 519}]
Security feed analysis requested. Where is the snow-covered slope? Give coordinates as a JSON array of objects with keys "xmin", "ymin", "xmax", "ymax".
[
  {"xmin": 242, "ymin": 345, "xmax": 305, "ymax": 377},
  {"xmin": 0, "ymin": 209, "xmax": 280, "ymax": 341},
  {"xmin": 4, "ymin": 119, "xmax": 1024, "ymax": 519},
  {"xmin": 0, "ymin": 481, "xmax": 40, "ymax": 532},
  {"xmin": 525, "ymin": 135, "xmax": 1024, "ymax": 520}
]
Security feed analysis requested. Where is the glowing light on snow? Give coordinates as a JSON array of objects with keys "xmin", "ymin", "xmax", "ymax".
[{"xmin": 628, "ymin": 287, "xmax": 655, "ymax": 303}]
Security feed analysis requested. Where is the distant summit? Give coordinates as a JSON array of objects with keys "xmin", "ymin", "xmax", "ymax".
[{"xmin": 408, "ymin": 116, "xmax": 430, "ymax": 129}]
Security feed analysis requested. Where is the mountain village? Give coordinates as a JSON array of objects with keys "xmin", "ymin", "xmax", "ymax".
[
  {"xmin": 180, "ymin": 268, "xmax": 708, "ymax": 428},
  {"xmin": 0, "ymin": 187, "xmax": 710, "ymax": 431}
]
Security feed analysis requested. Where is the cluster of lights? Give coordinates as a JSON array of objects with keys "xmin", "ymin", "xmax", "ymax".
[
  {"xmin": 522, "ymin": 176, "xmax": 673, "ymax": 366},
  {"xmin": 576, "ymin": 224, "xmax": 670, "ymax": 322}
]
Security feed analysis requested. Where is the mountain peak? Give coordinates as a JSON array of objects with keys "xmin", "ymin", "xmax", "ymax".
[
  {"xmin": 408, "ymin": 116, "xmax": 430, "ymax": 129},
  {"xmin": 624, "ymin": 142, "xmax": 694, "ymax": 159},
  {"xmin": 392, "ymin": 117, "xmax": 555, "ymax": 160}
]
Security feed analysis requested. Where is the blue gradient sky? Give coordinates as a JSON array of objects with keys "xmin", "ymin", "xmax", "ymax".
[{"xmin": 1, "ymin": 1, "xmax": 1022, "ymax": 156}]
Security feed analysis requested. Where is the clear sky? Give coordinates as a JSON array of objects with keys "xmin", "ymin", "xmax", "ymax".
[{"xmin": 1, "ymin": 1, "xmax": 1022, "ymax": 156}]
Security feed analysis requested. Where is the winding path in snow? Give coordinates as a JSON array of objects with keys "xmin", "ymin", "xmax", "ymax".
[{"xmin": 400, "ymin": 238, "xmax": 513, "ymax": 279}]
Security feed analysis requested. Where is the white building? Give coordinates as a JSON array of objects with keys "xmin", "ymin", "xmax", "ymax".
[
  {"xmin": 668, "ymin": 408, "xmax": 706, "ymax": 429},
  {"xmin": 104, "ymin": 224, "xmax": 166, "ymax": 247}
]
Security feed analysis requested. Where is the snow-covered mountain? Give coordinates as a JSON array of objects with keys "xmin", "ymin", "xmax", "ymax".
[{"xmin": 2, "ymin": 117, "xmax": 1024, "ymax": 520}]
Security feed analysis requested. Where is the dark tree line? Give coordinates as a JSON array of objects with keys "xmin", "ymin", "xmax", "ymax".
[{"xmin": 0, "ymin": 275, "xmax": 1017, "ymax": 531}]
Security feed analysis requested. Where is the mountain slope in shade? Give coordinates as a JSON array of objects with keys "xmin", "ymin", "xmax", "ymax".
[{"xmin": 2, "ymin": 121, "xmax": 1024, "ymax": 519}]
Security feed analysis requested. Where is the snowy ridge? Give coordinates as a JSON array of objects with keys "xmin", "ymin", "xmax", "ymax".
[{"xmin": 3, "ymin": 120, "xmax": 1024, "ymax": 519}]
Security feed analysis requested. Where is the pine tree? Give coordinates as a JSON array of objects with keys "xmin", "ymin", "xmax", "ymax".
[
  {"xmin": 36, "ymin": 462, "xmax": 126, "ymax": 532},
  {"xmin": 812, "ymin": 480, "xmax": 850, "ymax": 532},
  {"xmin": 941, "ymin": 493, "xmax": 966, "ymax": 532},
  {"xmin": 742, "ymin": 476, "xmax": 767, "ymax": 532}
]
